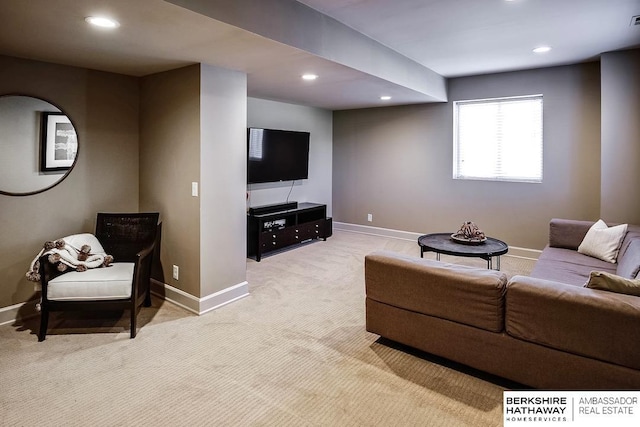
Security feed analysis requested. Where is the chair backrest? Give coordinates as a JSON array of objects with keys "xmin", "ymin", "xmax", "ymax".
[{"xmin": 95, "ymin": 212, "xmax": 160, "ymax": 261}]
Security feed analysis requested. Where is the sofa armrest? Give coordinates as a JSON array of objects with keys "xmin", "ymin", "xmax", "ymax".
[
  {"xmin": 549, "ymin": 218, "xmax": 595, "ymax": 249},
  {"xmin": 365, "ymin": 251, "xmax": 507, "ymax": 332},
  {"xmin": 506, "ymin": 275, "xmax": 640, "ymax": 371}
]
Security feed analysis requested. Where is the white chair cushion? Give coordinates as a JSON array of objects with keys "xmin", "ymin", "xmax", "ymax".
[{"xmin": 47, "ymin": 263, "xmax": 134, "ymax": 301}]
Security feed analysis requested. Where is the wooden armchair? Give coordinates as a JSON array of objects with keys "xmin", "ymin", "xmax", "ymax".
[{"xmin": 38, "ymin": 212, "xmax": 160, "ymax": 341}]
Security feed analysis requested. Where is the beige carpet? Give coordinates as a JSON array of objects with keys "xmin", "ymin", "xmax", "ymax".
[{"xmin": 0, "ymin": 231, "xmax": 534, "ymax": 426}]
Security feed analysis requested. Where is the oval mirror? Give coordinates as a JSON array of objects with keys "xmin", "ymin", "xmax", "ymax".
[{"xmin": 0, "ymin": 95, "xmax": 79, "ymax": 196}]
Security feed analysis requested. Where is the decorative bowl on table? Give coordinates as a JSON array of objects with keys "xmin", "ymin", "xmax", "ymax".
[{"xmin": 451, "ymin": 221, "xmax": 486, "ymax": 245}]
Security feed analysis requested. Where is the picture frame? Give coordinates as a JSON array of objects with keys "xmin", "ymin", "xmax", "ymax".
[{"xmin": 40, "ymin": 112, "xmax": 77, "ymax": 172}]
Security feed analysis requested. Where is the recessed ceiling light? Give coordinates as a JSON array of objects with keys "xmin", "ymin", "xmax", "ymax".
[
  {"xmin": 533, "ymin": 46, "xmax": 552, "ymax": 54},
  {"xmin": 85, "ymin": 16, "xmax": 120, "ymax": 29},
  {"xmin": 302, "ymin": 74, "xmax": 318, "ymax": 81},
  {"xmin": 380, "ymin": 96, "xmax": 392, "ymax": 101}
]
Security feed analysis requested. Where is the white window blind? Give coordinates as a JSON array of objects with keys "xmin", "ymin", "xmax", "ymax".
[{"xmin": 453, "ymin": 95, "xmax": 543, "ymax": 183}]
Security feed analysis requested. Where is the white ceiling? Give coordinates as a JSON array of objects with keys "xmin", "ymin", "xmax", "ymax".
[
  {"xmin": 0, "ymin": 0, "xmax": 638, "ymax": 110},
  {"xmin": 297, "ymin": 0, "xmax": 640, "ymax": 77}
]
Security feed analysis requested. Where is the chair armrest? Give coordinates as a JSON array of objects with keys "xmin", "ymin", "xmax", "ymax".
[
  {"xmin": 135, "ymin": 244, "xmax": 155, "ymax": 261},
  {"xmin": 130, "ymin": 243, "xmax": 156, "ymax": 299},
  {"xmin": 549, "ymin": 218, "xmax": 595, "ymax": 249},
  {"xmin": 38, "ymin": 255, "xmax": 67, "ymax": 292}
]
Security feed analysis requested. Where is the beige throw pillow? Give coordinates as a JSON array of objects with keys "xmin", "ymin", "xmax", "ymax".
[
  {"xmin": 585, "ymin": 271, "xmax": 640, "ymax": 297},
  {"xmin": 577, "ymin": 219, "xmax": 627, "ymax": 263}
]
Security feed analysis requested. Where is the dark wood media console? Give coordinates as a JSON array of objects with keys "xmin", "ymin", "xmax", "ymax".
[{"xmin": 247, "ymin": 202, "xmax": 332, "ymax": 261}]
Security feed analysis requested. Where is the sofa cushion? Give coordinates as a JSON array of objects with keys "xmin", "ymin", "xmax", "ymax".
[
  {"xmin": 365, "ymin": 251, "xmax": 507, "ymax": 333},
  {"xmin": 585, "ymin": 271, "xmax": 640, "ymax": 297},
  {"xmin": 619, "ymin": 224, "xmax": 640, "ymax": 256},
  {"xmin": 616, "ymin": 239, "xmax": 640, "ymax": 279},
  {"xmin": 506, "ymin": 275, "xmax": 640, "ymax": 371},
  {"xmin": 530, "ymin": 246, "xmax": 616, "ymax": 286},
  {"xmin": 617, "ymin": 225, "xmax": 640, "ymax": 277},
  {"xmin": 577, "ymin": 219, "xmax": 627, "ymax": 263},
  {"xmin": 549, "ymin": 218, "xmax": 594, "ymax": 250},
  {"xmin": 47, "ymin": 263, "xmax": 134, "ymax": 301}
]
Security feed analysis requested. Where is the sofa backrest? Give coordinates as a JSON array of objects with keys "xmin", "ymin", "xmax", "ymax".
[{"xmin": 506, "ymin": 275, "xmax": 640, "ymax": 371}]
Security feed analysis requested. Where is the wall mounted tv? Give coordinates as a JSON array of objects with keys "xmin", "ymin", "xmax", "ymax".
[{"xmin": 247, "ymin": 127, "xmax": 310, "ymax": 184}]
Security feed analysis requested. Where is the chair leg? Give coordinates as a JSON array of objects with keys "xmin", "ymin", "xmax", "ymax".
[
  {"xmin": 130, "ymin": 306, "xmax": 137, "ymax": 339},
  {"xmin": 144, "ymin": 285, "xmax": 152, "ymax": 307},
  {"xmin": 38, "ymin": 308, "xmax": 49, "ymax": 342}
]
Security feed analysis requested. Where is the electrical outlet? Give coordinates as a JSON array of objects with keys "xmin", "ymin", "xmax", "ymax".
[
  {"xmin": 367, "ymin": 213, "xmax": 373, "ymax": 222},
  {"xmin": 191, "ymin": 182, "xmax": 198, "ymax": 197},
  {"xmin": 172, "ymin": 265, "xmax": 179, "ymax": 280}
]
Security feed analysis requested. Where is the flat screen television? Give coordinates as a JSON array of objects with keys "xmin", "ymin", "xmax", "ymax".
[{"xmin": 247, "ymin": 127, "xmax": 310, "ymax": 184}]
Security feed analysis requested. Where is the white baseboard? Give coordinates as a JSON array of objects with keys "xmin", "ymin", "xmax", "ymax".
[
  {"xmin": 506, "ymin": 246, "xmax": 542, "ymax": 260},
  {"xmin": 151, "ymin": 280, "xmax": 249, "ymax": 315},
  {"xmin": 0, "ymin": 299, "xmax": 39, "ymax": 327},
  {"xmin": 333, "ymin": 222, "xmax": 423, "ymax": 241},
  {"xmin": 333, "ymin": 221, "xmax": 541, "ymax": 260},
  {"xmin": 0, "ymin": 281, "xmax": 250, "ymax": 326}
]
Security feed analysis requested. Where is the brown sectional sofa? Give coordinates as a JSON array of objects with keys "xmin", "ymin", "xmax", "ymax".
[{"xmin": 365, "ymin": 218, "xmax": 640, "ymax": 389}]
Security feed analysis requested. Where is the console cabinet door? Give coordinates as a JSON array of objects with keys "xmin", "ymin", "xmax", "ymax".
[
  {"xmin": 297, "ymin": 220, "xmax": 324, "ymax": 241},
  {"xmin": 249, "ymin": 204, "xmax": 329, "ymax": 261}
]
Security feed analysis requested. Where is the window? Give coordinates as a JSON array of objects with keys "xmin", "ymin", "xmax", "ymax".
[{"xmin": 453, "ymin": 95, "xmax": 543, "ymax": 183}]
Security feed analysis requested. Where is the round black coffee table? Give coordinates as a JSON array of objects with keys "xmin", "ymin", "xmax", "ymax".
[{"xmin": 418, "ymin": 233, "xmax": 508, "ymax": 270}]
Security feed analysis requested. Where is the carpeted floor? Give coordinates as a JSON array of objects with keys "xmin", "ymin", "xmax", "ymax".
[{"xmin": 0, "ymin": 230, "xmax": 535, "ymax": 426}]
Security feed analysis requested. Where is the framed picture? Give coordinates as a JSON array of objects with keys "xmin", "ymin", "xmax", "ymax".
[{"xmin": 41, "ymin": 112, "xmax": 77, "ymax": 171}]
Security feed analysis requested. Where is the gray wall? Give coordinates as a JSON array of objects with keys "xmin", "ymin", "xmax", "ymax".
[
  {"xmin": 247, "ymin": 98, "xmax": 333, "ymax": 214},
  {"xmin": 199, "ymin": 64, "xmax": 247, "ymax": 298},
  {"xmin": 600, "ymin": 49, "xmax": 640, "ymax": 224},
  {"xmin": 0, "ymin": 55, "xmax": 139, "ymax": 310},
  {"xmin": 1, "ymin": 56, "xmax": 249, "ymax": 314},
  {"xmin": 333, "ymin": 63, "xmax": 602, "ymax": 250},
  {"xmin": 140, "ymin": 65, "xmax": 202, "ymax": 297},
  {"xmin": 140, "ymin": 64, "xmax": 248, "ymax": 300}
]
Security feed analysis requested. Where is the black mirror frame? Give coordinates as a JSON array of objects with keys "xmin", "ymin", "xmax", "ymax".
[{"xmin": 0, "ymin": 93, "xmax": 80, "ymax": 197}]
